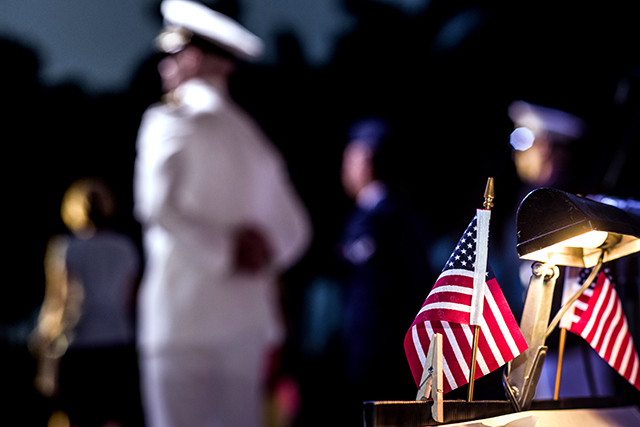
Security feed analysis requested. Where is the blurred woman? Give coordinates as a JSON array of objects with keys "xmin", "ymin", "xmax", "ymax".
[{"xmin": 31, "ymin": 177, "xmax": 144, "ymax": 427}]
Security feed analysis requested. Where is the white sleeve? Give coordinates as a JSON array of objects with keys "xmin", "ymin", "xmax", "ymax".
[
  {"xmin": 134, "ymin": 109, "xmax": 234, "ymax": 273},
  {"xmin": 231, "ymin": 108, "xmax": 313, "ymax": 272},
  {"xmin": 262, "ymin": 161, "xmax": 312, "ymax": 271},
  {"xmin": 134, "ymin": 104, "xmax": 312, "ymax": 275}
]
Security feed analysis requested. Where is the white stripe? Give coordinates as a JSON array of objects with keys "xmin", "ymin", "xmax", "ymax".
[
  {"xmin": 426, "ymin": 322, "xmax": 457, "ymax": 391},
  {"xmin": 429, "ymin": 285, "xmax": 473, "ymax": 296},
  {"xmin": 561, "ymin": 267, "xmax": 582, "ymax": 305},
  {"xmin": 438, "ymin": 269, "xmax": 474, "ymax": 279},
  {"xmin": 560, "ymin": 268, "xmax": 593, "ymax": 329},
  {"xmin": 599, "ymin": 299, "xmax": 623, "ymax": 359},
  {"xmin": 608, "ymin": 311, "xmax": 628, "ymax": 367},
  {"xmin": 581, "ymin": 279, "xmax": 610, "ymax": 338},
  {"xmin": 560, "ymin": 301, "xmax": 576, "ymax": 329},
  {"xmin": 478, "ymin": 315, "xmax": 506, "ymax": 367},
  {"xmin": 418, "ymin": 301, "xmax": 470, "ymax": 316},
  {"xmin": 574, "ymin": 300, "xmax": 589, "ymax": 311},
  {"xmin": 618, "ymin": 337, "xmax": 633, "ymax": 376},
  {"xmin": 442, "ymin": 321, "xmax": 469, "ymax": 380},
  {"xmin": 412, "ymin": 325, "xmax": 426, "ymax": 368},
  {"xmin": 591, "ymin": 281, "xmax": 616, "ymax": 347},
  {"xmin": 471, "ymin": 209, "xmax": 490, "ymax": 325},
  {"xmin": 462, "ymin": 323, "xmax": 490, "ymax": 375},
  {"xmin": 484, "ymin": 285, "xmax": 520, "ymax": 357},
  {"xmin": 628, "ymin": 351, "xmax": 639, "ymax": 385}
]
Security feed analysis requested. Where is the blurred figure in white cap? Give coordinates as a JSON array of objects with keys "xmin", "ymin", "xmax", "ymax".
[{"xmin": 133, "ymin": 2, "xmax": 312, "ymax": 426}]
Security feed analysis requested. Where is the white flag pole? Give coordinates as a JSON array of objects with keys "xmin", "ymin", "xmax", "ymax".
[
  {"xmin": 467, "ymin": 177, "xmax": 494, "ymax": 402},
  {"xmin": 471, "ymin": 209, "xmax": 491, "ymax": 325}
]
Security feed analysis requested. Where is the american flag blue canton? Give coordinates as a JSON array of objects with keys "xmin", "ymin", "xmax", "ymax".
[
  {"xmin": 577, "ymin": 265, "xmax": 612, "ymax": 286},
  {"xmin": 443, "ymin": 215, "xmax": 494, "ymax": 280}
]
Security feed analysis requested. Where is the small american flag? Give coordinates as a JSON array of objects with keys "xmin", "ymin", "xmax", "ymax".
[
  {"xmin": 561, "ymin": 267, "xmax": 640, "ymax": 391},
  {"xmin": 404, "ymin": 214, "xmax": 528, "ymax": 394}
]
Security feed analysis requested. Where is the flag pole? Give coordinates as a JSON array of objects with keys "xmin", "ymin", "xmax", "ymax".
[
  {"xmin": 468, "ymin": 177, "xmax": 494, "ymax": 402},
  {"xmin": 553, "ymin": 327, "xmax": 567, "ymax": 400}
]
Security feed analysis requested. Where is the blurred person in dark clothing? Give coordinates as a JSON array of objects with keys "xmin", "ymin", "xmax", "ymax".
[{"xmin": 337, "ymin": 117, "xmax": 435, "ymax": 421}]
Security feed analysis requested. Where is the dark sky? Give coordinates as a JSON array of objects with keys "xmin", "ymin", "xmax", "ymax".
[{"xmin": 2, "ymin": 0, "xmax": 638, "ymax": 333}]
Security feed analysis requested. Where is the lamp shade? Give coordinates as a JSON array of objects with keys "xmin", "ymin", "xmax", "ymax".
[{"xmin": 516, "ymin": 188, "xmax": 640, "ymax": 267}]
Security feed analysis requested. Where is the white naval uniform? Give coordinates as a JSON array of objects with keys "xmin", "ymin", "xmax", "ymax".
[{"xmin": 134, "ymin": 77, "xmax": 312, "ymax": 427}]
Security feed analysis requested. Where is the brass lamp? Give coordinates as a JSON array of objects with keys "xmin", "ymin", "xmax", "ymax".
[{"xmin": 503, "ymin": 187, "xmax": 640, "ymax": 411}]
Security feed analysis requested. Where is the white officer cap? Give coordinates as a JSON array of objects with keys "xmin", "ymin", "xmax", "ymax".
[
  {"xmin": 156, "ymin": 0, "xmax": 264, "ymax": 61},
  {"xmin": 508, "ymin": 100, "xmax": 586, "ymax": 142}
]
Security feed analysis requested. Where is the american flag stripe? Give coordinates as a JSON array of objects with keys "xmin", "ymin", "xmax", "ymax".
[
  {"xmin": 443, "ymin": 323, "xmax": 468, "ymax": 390},
  {"xmin": 625, "ymin": 344, "xmax": 639, "ymax": 385},
  {"xmin": 424, "ymin": 321, "xmax": 460, "ymax": 390},
  {"xmin": 612, "ymin": 321, "xmax": 631, "ymax": 370},
  {"xmin": 590, "ymin": 286, "xmax": 617, "ymax": 348},
  {"xmin": 468, "ymin": 324, "xmax": 491, "ymax": 376},
  {"xmin": 579, "ymin": 284, "xmax": 606, "ymax": 338},
  {"xmin": 445, "ymin": 323, "xmax": 470, "ymax": 378},
  {"xmin": 480, "ymin": 300, "xmax": 507, "ymax": 366},
  {"xmin": 408, "ymin": 311, "xmax": 524, "ymax": 392},
  {"xmin": 419, "ymin": 301, "xmax": 471, "ymax": 317},
  {"xmin": 404, "ymin": 214, "xmax": 528, "ymax": 394},
  {"xmin": 563, "ymin": 269, "xmax": 640, "ymax": 391},
  {"xmin": 573, "ymin": 300, "xmax": 589, "ymax": 312},
  {"xmin": 406, "ymin": 278, "xmax": 527, "ymax": 393},
  {"xmin": 618, "ymin": 335, "xmax": 633, "ymax": 376},
  {"xmin": 409, "ymin": 322, "xmax": 452, "ymax": 391},
  {"xmin": 412, "ymin": 324, "xmax": 426, "ymax": 366},
  {"xmin": 600, "ymin": 302, "xmax": 624, "ymax": 361},
  {"xmin": 485, "ymin": 278, "xmax": 522, "ymax": 357}
]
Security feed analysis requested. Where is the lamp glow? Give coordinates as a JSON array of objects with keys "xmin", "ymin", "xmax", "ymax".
[{"xmin": 550, "ymin": 230, "xmax": 608, "ymax": 249}]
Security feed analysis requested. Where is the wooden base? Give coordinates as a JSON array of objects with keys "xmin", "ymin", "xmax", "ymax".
[{"xmin": 363, "ymin": 397, "xmax": 628, "ymax": 426}]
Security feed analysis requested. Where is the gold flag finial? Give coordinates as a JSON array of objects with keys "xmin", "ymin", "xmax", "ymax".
[{"xmin": 484, "ymin": 177, "xmax": 495, "ymax": 210}]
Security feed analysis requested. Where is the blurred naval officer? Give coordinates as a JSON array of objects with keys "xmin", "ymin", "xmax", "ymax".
[{"xmin": 133, "ymin": 1, "xmax": 312, "ymax": 426}]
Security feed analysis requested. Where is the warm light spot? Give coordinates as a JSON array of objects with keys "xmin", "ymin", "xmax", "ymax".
[{"xmin": 48, "ymin": 410, "xmax": 70, "ymax": 427}]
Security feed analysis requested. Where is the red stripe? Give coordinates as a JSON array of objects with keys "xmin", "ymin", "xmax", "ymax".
[
  {"xmin": 421, "ymin": 309, "xmax": 469, "ymax": 329},
  {"xmin": 475, "ymin": 331, "xmax": 495, "ymax": 377},
  {"xmin": 615, "ymin": 332, "xmax": 632, "ymax": 375},
  {"xmin": 403, "ymin": 326, "xmax": 422, "ymax": 386},
  {"xmin": 487, "ymin": 278, "xmax": 528, "ymax": 352},
  {"xmin": 426, "ymin": 290, "xmax": 473, "ymax": 307},
  {"xmin": 571, "ymin": 289, "xmax": 591, "ymax": 320},
  {"xmin": 600, "ymin": 300, "xmax": 624, "ymax": 362},
  {"xmin": 566, "ymin": 272, "xmax": 640, "ymax": 392},
  {"xmin": 452, "ymin": 323, "xmax": 472, "ymax": 361},
  {"xmin": 620, "ymin": 338, "xmax": 640, "ymax": 390},
  {"xmin": 433, "ymin": 272, "xmax": 474, "ymax": 290},
  {"xmin": 440, "ymin": 323, "xmax": 467, "ymax": 392},
  {"xmin": 585, "ymin": 278, "xmax": 614, "ymax": 344},
  {"xmin": 477, "ymin": 330, "xmax": 498, "ymax": 371},
  {"xmin": 571, "ymin": 273, "xmax": 606, "ymax": 336},
  {"xmin": 479, "ymin": 302, "xmax": 506, "ymax": 366},
  {"xmin": 590, "ymin": 280, "xmax": 615, "ymax": 348}
]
